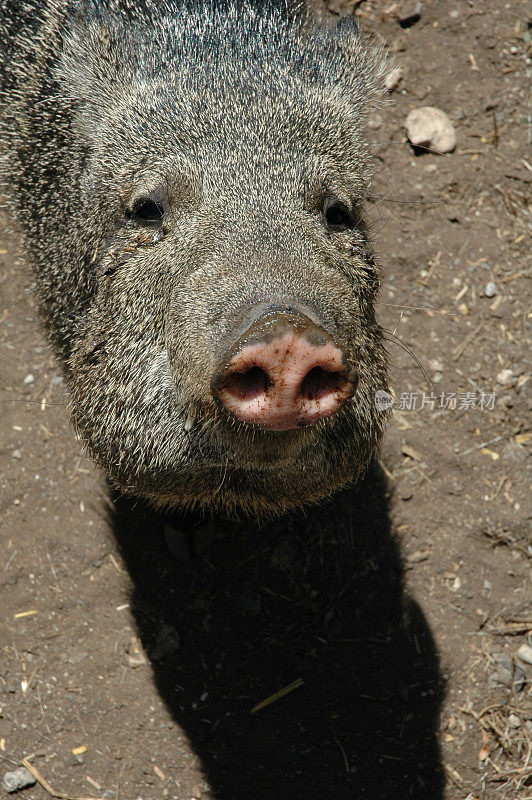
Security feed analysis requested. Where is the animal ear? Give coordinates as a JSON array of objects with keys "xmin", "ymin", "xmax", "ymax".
[
  {"xmin": 58, "ymin": 12, "xmax": 113, "ymax": 101},
  {"xmin": 56, "ymin": 9, "xmax": 126, "ymax": 142},
  {"xmin": 298, "ymin": 8, "xmax": 385, "ymax": 119}
]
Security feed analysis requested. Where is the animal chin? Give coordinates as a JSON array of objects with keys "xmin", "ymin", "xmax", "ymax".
[{"xmin": 215, "ymin": 419, "xmax": 313, "ymax": 468}]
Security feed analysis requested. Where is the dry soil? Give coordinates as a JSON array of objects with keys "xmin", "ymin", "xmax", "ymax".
[{"xmin": 1, "ymin": 2, "xmax": 530, "ymax": 799}]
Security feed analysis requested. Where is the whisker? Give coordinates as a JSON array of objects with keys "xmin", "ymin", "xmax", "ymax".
[
  {"xmin": 382, "ymin": 328, "xmax": 439, "ymax": 404},
  {"xmin": 376, "ymin": 301, "xmax": 456, "ymax": 317}
]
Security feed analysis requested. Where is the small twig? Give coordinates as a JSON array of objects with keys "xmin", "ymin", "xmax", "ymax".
[
  {"xmin": 378, "ymin": 458, "xmax": 395, "ymax": 481},
  {"xmin": 486, "ymin": 475, "xmax": 507, "ymax": 502},
  {"xmin": 499, "ymin": 269, "xmax": 531, "ymax": 284},
  {"xmin": 20, "ymin": 759, "xmax": 107, "ymax": 800},
  {"xmin": 459, "ymin": 434, "xmax": 509, "ymax": 456},
  {"xmin": 251, "ymin": 678, "xmax": 304, "ymax": 714},
  {"xmin": 459, "ymin": 707, "xmax": 509, "ymax": 748},
  {"xmin": 331, "ymin": 727, "xmax": 350, "ymax": 774},
  {"xmin": 0, "ymin": 753, "xmax": 20, "ymax": 767},
  {"xmin": 452, "ymin": 321, "xmax": 484, "ymax": 361},
  {"xmin": 444, "ymin": 763, "xmax": 465, "ymax": 788},
  {"xmin": 516, "ymin": 727, "xmax": 532, "ymax": 791},
  {"xmin": 419, "ymin": 250, "xmax": 441, "ymax": 286}
]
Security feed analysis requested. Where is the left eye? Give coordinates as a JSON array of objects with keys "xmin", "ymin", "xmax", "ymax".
[
  {"xmin": 324, "ymin": 199, "xmax": 356, "ymax": 231},
  {"xmin": 126, "ymin": 197, "xmax": 165, "ymax": 226}
]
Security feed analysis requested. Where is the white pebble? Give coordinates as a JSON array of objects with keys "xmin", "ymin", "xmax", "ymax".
[
  {"xmin": 2, "ymin": 768, "xmax": 36, "ymax": 793},
  {"xmin": 496, "ymin": 368, "xmax": 514, "ymax": 385},
  {"xmin": 24, "ymin": 373, "xmax": 34, "ymax": 384},
  {"xmin": 516, "ymin": 643, "xmax": 532, "ymax": 665},
  {"xmin": 429, "ymin": 358, "xmax": 444, "ymax": 372},
  {"xmin": 484, "ymin": 282, "xmax": 497, "ymax": 297},
  {"xmin": 405, "ymin": 106, "xmax": 457, "ymax": 154}
]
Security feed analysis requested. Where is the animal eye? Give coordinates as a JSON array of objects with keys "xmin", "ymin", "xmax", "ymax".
[
  {"xmin": 126, "ymin": 197, "xmax": 164, "ymax": 225},
  {"xmin": 324, "ymin": 198, "xmax": 356, "ymax": 231}
]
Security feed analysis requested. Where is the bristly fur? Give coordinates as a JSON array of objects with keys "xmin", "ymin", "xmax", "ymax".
[{"xmin": 0, "ymin": 0, "xmax": 389, "ymax": 518}]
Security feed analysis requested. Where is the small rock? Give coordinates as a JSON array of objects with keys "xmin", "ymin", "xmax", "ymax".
[
  {"xmin": 429, "ymin": 358, "xmax": 444, "ymax": 372},
  {"xmin": 476, "ymin": 609, "xmax": 489, "ymax": 628},
  {"xmin": 397, "ymin": 1, "xmax": 422, "ymax": 27},
  {"xmin": 496, "ymin": 368, "xmax": 514, "ymax": 385},
  {"xmin": 67, "ymin": 650, "xmax": 88, "ymax": 664},
  {"xmin": 23, "ymin": 373, "xmax": 34, "ymax": 385},
  {"xmin": 11, "ymin": 449, "xmax": 22, "ymax": 460},
  {"xmin": 405, "ymin": 106, "xmax": 457, "ymax": 154},
  {"xmin": 127, "ymin": 652, "xmax": 147, "ymax": 667},
  {"xmin": 385, "ymin": 66, "xmax": 404, "ymax": 92},
  {"xmin": 51, "ymin": 375, "xmax": 64, "ymax": 385},
  {"xmin": 405, "ymin": 550, "xmax": 430, "ymax": 563},
  {"xmin": 516, "ymin": 643, "xmax": 532, "ymax": 665},
  {"xmin": 126, "ymin": 636, "xmax": 147, "ymax": 667},
  {"xmin": 449, "ymin": 576, "xmax": 461, "ymax": 593},
  {"xmin": 491, "ymin": 652, "xmax": 514, "ymax": 685},
  {"xmin": 500, "ymin": 394, "xmax": 514, "ymax": 409},
  {"xmin": 508, "ymin": 713, "xmax": 521, "ymax": 729},
  {"xmin": 2, "ymin": 767, "xmax": 36, "ymax": 793},
  {"xmin": 484, "ymin": 282, "xmax": 497, "ymax": 297}
]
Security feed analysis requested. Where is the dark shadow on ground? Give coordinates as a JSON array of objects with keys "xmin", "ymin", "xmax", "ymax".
[{"xmin": 111, "ymin": 462, "xmax": 445, "ymax": 800}]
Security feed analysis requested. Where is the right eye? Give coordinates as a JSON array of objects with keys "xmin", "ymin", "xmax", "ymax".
[
  {"xmin": 323, "ymin": 197, "xmax": 356, "ymax": 231},
  {"xmin": 126, "ymin": 197, "xmax": 165, "ymax": 226}
]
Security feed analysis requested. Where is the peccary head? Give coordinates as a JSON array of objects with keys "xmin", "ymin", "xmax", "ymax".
[{"xmin": 3, "ymin": 1, "xmax": 390, "ymax": 517}]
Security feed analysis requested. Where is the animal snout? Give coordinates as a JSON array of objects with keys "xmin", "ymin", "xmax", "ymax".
[{"xmin": 212, "ymin": 307, "xmax": 357, "ymax": 431}]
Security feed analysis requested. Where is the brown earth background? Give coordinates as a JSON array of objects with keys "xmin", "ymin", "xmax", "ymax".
[{"xmin": 1, "ymin": 1, "xmax": 530, "ymax": 799}]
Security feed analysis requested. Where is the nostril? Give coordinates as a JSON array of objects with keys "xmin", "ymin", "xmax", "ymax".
[
  {"xmin": 299, "ymin": 366, "xmax": 353, "ymax": 401},
  {"xmin": 221, "ymin": 365, "xmax": 271, "ymax": 401}
]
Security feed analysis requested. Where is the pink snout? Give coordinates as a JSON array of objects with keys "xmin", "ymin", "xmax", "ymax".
[{"xmin": 213, "ymin": 310, "xmax": 356, "ymax": 431}]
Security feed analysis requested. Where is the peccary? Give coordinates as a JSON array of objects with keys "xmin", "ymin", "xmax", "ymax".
[{"xmin": 0, "ymin": 0, "xmax": 389, "ymax": 517}]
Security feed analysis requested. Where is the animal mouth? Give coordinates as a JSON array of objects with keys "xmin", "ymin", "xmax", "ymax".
[{"xmin": 214, "ymin": 412, "xmax": 315, "ymax": 467}]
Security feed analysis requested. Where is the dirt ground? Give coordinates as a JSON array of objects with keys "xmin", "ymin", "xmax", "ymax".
[{"xmin": 1, "ymin": 1, "xmax": 530, "ymax": 799}]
